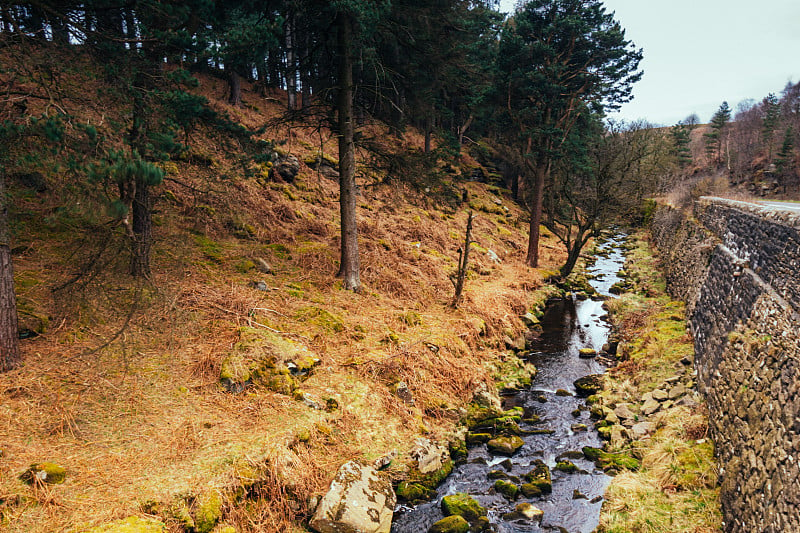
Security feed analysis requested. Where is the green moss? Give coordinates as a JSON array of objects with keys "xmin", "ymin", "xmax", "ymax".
[
  {"xmin": 80, "ymin": 517, "xmax": 166, "ymax": 533},
  {"xmin": 295, "ymin": 306, "xmax": 345, "ymax": 333},
  {"xmin": 493, "ymin": 479, "xmax": 519, "ymax": 499},
  {"xmin": 396, "ymin": 481, "xmax": 434, "ymax": 502},
  {"xmin": 235, "ymin": 259, "xmax": 256, "ymax": 273},
  {"xmin": 582, "ymin": 447, "xmax": 640, "ymax": 472},
  {"xmin": 555, "ymin": 460, "xmax": 578, "ymax": 473},
  {"xmin": 194, "ymin": 489, "xmax": 223, "ymax": 533},
  {"xmin": 19, "ymin": 462, "xmax": 66, "ymax": 484},
  {"xmin": 441, "ymin": 493, "xmax": 486, "ymax": 521},
  {"xmin": 399, "ymin": 310, "xmax": 422, "ymax": 326},
  {"xmin": 520, "ymin": 483, "xmax": 542, "ymax": 497},
  {"xmin": 523, "ymin": 461, "xmax": 552, "ymax": 493},
  {"xmin": 264, "ymin": 243, "xmax": 292, "ymax": 259},
  {"xmin": 193, "ymin": 234, "xmax": 224, "ymax": 263},
  {"xmin": 429, "ymin": 515, "xmax": 470, "ymax": 533},
  {"xmin": 487, "ymin": 435, "xmax": 524, "ymax": 455}
]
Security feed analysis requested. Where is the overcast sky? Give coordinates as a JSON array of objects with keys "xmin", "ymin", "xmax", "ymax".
[{"xmin": 497, "ymin": 0, "xmax": 800, "ymax": 126}]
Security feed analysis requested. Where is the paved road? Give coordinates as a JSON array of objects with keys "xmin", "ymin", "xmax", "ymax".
[{"xmin": 757, "ymin": 201, "xmax": 800, "ymax": 214}]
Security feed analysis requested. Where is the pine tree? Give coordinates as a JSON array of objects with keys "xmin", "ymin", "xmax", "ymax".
[
  {"xmin": 495, "ymin": 0, "xmax": 642, "ymax": 267},
  {"xmin": 704, "ymin": 101, "xmax": 731, "ymax": 167},
  {"xmin": 774, "ymin": 126, "xmax": 796, "ymax": 189},
  {"xmin": 670, "ymin": 123, "xmax": 692, "ymax": 169}
]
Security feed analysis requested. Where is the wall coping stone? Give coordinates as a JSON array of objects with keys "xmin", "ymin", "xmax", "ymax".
[{"xmin": 698, "ymin": 196, "xmax": 800, "ymax": 229}]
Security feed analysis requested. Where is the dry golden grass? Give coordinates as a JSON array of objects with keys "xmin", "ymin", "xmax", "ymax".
[{"xmin": 0, "ymin": 48, "xmax": 569, "ymax": 531}]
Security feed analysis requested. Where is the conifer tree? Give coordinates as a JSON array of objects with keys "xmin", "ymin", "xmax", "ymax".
[{"xmin": 704, "ymin": 101, "xmax": 731, "ymax": 167}]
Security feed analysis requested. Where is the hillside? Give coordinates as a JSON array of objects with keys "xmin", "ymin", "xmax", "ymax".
[{"xmin": 0, "ymin": 46, "xmax": 569, "ymax": 532}]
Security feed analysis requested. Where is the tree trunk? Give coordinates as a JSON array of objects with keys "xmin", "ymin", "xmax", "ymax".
[
  {"xmin": 129, "ymin": 177, "xmax": 152, "ymax": 277},
  {"xmin": 0, "ymin": 171, "xmax": 20, "ymax": 372},
  {"xmin": 424, "ymin": 120, "xmax": 432, "ymax": 154},
  {"xmin": 285, "ymin": 14, "xmax": 296, "ymax": 111},
  {"xmin": 525, "ymin": 163, "xmax": 547, "ymax": 267},
  {"xmin": 335, "ymin": 12, "xmax": 360, "ymax": 292},
  {"xmin": 228, "ymin": 68, "xmax": 242, "ymax": 106}
]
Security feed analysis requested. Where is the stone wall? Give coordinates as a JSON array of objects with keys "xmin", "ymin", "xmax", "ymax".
[{"xmin": 650, "ymin": 197, "xmax": 800, "ymax": 533}]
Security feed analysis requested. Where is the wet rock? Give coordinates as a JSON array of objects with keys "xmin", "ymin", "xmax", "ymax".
[
  {"xmin": 556, "ymin": 450, "xmax": 584, "ymax": 461},
  {"xmin": 578, "ymin": 348, "xmax": 597, "ymax": 358},
  {"xmin": 555, "ymin": 460, "xmax": 578, "ymax": 473},
  {"xmin": 441, "ymin": 493, "xmax": 487, "ymax": 522},
  {"xmin": 574, "ymin": 374, "xmax": 604, "ymax": 397},
  {"xmin": 488, "ymin": 470, "xmax": 509, "ymax": 480},
  {"xmin": 466, "ymin": 433, "xmax": 492, "ymax": 445},
  {"xmin": 520, "ymin": 482, "xmax": 542, "ymax": 497},
  {"xmin": 411, "ymin": 439, "xmax": 450, "ymax": 475},
  {"xmin": 498, "ymin": 458, "xmax": 513, "ymax": 471},
  {"xmin": 523, "ymin": 460, "xmax": 552, "ymax": 494},
  {"xmin": 503, "ymin": 502, "xmax": 544, "ymax": 522},
  {"xmin": 487, "ymin": 435, "xmax": 524, "ymax": 456},
  {"xmin": 309, "ymin": 461, "xmax": 395, "ymax": 533},
  {"xmin": 571, "ymin": 408, "xmax": 582, "ymax": 417},
  {"xmin": 493, "ymin": 479, "xmax": 519, "ymax": 499},
  {"xmin": 555, "ymin": 389, "xmax": 572, "ymax": 396},
  {"xmin": 572, "ymin": 489, "xmax": 588, "ymax": 500},
  {"xmin": 396, "ymin": 482, "xmax": 434, "ymax": 502},
  {"xmin": 571, "ymin": 423, "xmax": 588, "ymax": 432},
  {"xmin": 428, "ymin": 515, "xmax": 469, "ymax": 533}
]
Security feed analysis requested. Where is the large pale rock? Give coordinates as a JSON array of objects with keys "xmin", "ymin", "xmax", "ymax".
[
  {"xmin": 411, "ymin": 438, "xmax": 450, "ymax": 474},
  {"xmin": 471, "ymin": 382, "xmax": 502, "ymax": 411},
  {"xmin": 309, "ymin": 461, "xmax": 395, "ymax": 533}
]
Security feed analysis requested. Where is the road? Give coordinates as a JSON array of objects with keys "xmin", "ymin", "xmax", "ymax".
[{"xmin": 757, "ymin": 201, "xmax": 800, "ymax": 214}]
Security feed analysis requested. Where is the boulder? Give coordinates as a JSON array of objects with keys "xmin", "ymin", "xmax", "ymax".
[
  {"xmin": 19, "ymin": 462, "xmax": 66, "ymax": 485},
  {"xmin": 573, "ymin": 374, "xmax": 604, "ymax": 397},
  {"xmin": 273, "ymin": 154, "xmax": 300, "ymax": 182},
  {"xmin": 411, "ymin": 439, "xmax": 450, "ymax": 475},
  {"xmin": 428, "ymin": 515, "xmax": 469, "ymax": 533},
  {"xmin": 642, "ymin": 398, "xmax": 660, "ymax": 416},
  {"xmin": 613, "ymin": 403, "xmax": 636, "ymax": 421},
  {"xmin": 578, "ymin": 348, "xmax": 597, "ymax": 358},
  {"xmin": 441, "ymin": 493, "xmax": 487, "ymax": 522},
  {"xmin": 631, "ymin": 421, "xmax": 653, "ymax": 438},
  {"xmin": 651, "ymin": 389, "xmax": 669, "ymax": 401},
  {"xmin": 309, "ymin": 462, "xmax": 395, "ymax": 533},
  {"xmin": 487, "ymin": 436, "xmax": 524, "ymax": 456},
  {"xmin": 471, "ymin": 382, "xmax": 502, "ymax": 411},
  {"xmin": 503, "ymin": 502, "xmax": 543, "ymax": 522}
]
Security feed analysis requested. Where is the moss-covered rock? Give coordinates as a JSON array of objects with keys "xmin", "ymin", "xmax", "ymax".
[
  {"xmin": 523, "ymin": 461, "xmax": 552, "ymax": 494},
  {"xmin": 19, "ymin": 462, "xmax": 66, "ymax": 485},
  {"xmin": 194, "ymin": 489, "xmax": 223, "ymax": 533},
  {"xmin": 574, "ymin": 374, "xmax": 604, "ymax": 397},
  {"xmin": 441, "ymin": 493, "xmax": 487, "ymax": 522},
  {"xmin": 487, "ymin": 435, "xmax": 524, "ymax": 456},
  {"xmin": 80, "ymin": 517, "xmax": 166, "ymax": 533},
  {"xmin": 428, "ymin": 515, "xmax": 470, "ymax": 533},
  {"xmin": 582, "ymin": 446, "xmax": 640, "ymax": 472},
  {"xmin": 555, "ymin": 460, "xmax": 578, "ymax": 473},
  {"xmin": 493, "ymin": 479, "xmax": 519, "ymax": 499},
  {"xmin": 520, "ymin": 482, "xmax": 542, "ymax": 497},
  {"xmin": 396, "ymin": 482, "xmax": 434, "ymax": 502}
]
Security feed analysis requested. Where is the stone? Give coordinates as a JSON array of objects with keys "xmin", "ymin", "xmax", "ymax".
[
  {"xmin": 555, "ymin": 389, "xmax": 572, "ymax": 396},
  {"xmin": 429, "ymin": 515, "xmax": 469, "ymax": 533},
  {"xmin": 493, "ymin": 479, "xmax": 519, "ymax": 499},
  {"xmin": 513, "ymin": 502, "xmax": 544, "ymax": 521},
  {"xmin": 273, "ymin": 154, "xmax": 300, "ymax": 182},
  {"xmin": 521, "ymin": 312, "xmax": 539, "ymax": 327},
  {"xmin": 651, "ymin": 389, "xmax": 669, "ymax": 401},
  {"xmin": 373, "ymin": 451, "xmax": 397, "ymax": 470},
  {"xmin": 668, "ymin": 384, "xmax": 687, "ymax": 400},
  {"xmin": 573, "ymin": 489, "xmax": 588, "ymax": 500},
  {"xmin": 524, "ymin": 461, "xmax": 552, "ymax": 494},
  {"xmin": 555, "ymin": 460, "xmax": 578, "ymax": 473},
  {"xmin": 520, "ymin": 483, "xmax": 542, "ymax": 497},
  {"xmin": 614, "ymin": 403, "xmax": 636, "ymax": 420},
  {"xmin": 253, "ymin": 258, "xmax": 272, "ymax": 274},
  {"xmin": 411, "ymin": 439, "xmax": 450, "ymax": 475},
  {"xmin": 642, "ymin": 398, "xmax": 660, "ymax": 415},
  {"xmin": 574, "ymin": 374, "xmax": 604, "ymax": 397},
  {"xmin": 486, "ymin": 249, "xmax": 502, "ymax": 263},
  {"xmin": 441, "ymin": 493, "xmax": 487, "ymax": 522},
  {"xmin": 631, "ymin": 421, "xmax": 653, "ymax": 438},
  {"xmin": 487, "ymin": 436, "xmax": 524, "ymax": 456},
  {"xmin": 391, "ymin": 381, "xmax": 414, "ymax": 405},
  {"xmin": 309, "ymin": 461, "xmax": 395, "ymax": 533},
  {"xmin": 471, "ymin": 382, "xmax": 502, "ymax": 411},
  {"xmin": 571, "ymin": 423, "xmax": 588, "ymax": 432},
  {"xmin": 578, "ymin": 348, "xmax": 598, "ymax": 358}
]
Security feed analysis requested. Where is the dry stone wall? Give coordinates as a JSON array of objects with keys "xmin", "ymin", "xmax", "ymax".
[{"xmin": 650, "ymin": 197, "xmax": 800, "ymax": 533}]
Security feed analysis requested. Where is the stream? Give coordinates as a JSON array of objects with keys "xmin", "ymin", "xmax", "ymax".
[{"xmin": 392, "ymin": 233, "xmax": 628, "ymax": 533}]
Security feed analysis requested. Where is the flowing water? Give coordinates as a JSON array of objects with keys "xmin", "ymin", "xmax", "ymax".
[{"xmin": 392, "ymin": 233, "xmax": 627, "ymax": 533}]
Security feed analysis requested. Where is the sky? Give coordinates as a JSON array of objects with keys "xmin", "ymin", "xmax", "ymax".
[{"xmin": 497, "ymin": 0, "xmax": 800, "ymax": 126}]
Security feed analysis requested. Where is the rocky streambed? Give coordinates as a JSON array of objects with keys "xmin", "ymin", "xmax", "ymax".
[{"xmin": 390, "ymin": 234, "xmax": 629, "ymax": 533}]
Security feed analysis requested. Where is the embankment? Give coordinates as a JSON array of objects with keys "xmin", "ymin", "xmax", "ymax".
[{"xmin": 650, "ymin": 197, "xmax": 800, "ymax": 532}]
